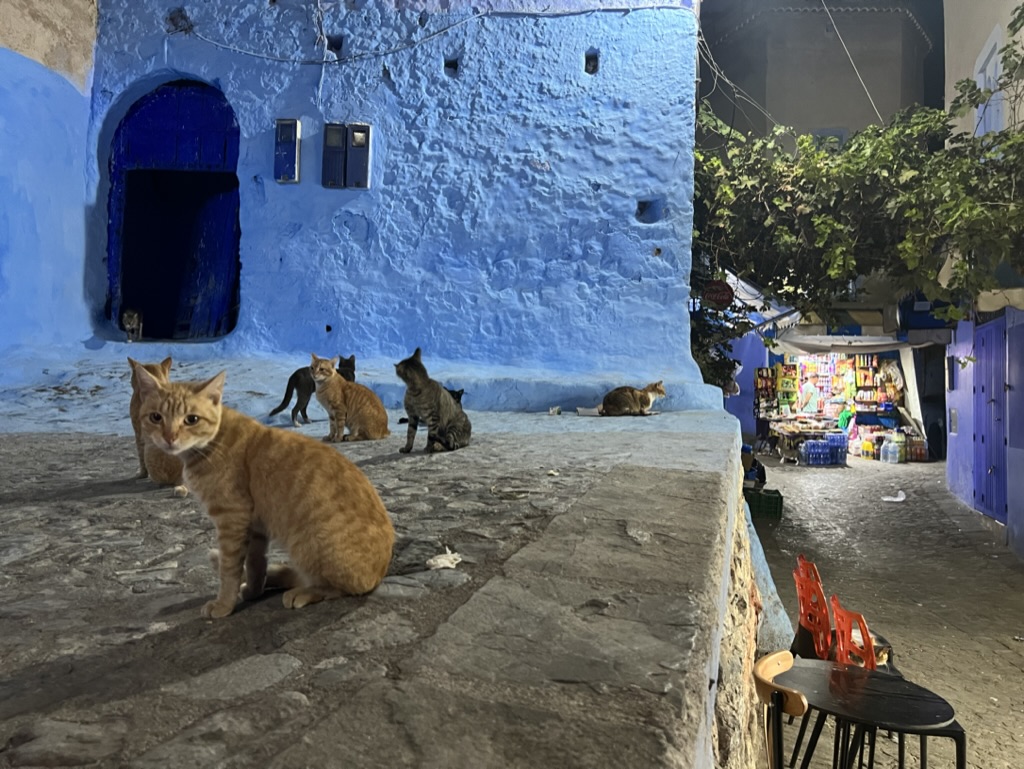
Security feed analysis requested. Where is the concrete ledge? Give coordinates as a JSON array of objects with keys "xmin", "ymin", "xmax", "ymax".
[{"xmin": 0, "ymin": 407, "xmax": 758, "ymax": 768}]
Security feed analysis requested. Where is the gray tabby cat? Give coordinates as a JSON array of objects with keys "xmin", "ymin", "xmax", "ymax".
[
  {"xmin": 394, "ymin": 348, "xmax": 471, "ymax": 453},
  {"xmin": 122, "ymin": 309, "xmax": 143, "ymax": 342}
]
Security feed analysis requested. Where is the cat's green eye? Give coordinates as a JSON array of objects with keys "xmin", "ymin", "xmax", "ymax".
[
  {"xmin": 148, "ymin": 413, "xmax": 162, "ymax": 424},
  {"xmin": 184, "ymin": 414, "xmax": 200, "ymax": 426}
]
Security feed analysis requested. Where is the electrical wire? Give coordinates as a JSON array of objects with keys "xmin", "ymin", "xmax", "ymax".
[
  {"xmin": 820, "ymin": 0, "xmax": 883, "ymax": 123},
  {"xmin": 182, "ymin": 5, "xmax": 699, "ymax": 67}
]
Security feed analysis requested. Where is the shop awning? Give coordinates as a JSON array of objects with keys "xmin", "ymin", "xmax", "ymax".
[{"xmin": 772, "ymin": 333, "xmax": 931, "ymax": 355}]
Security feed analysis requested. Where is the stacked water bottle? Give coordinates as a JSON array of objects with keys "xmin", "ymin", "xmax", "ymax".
[
  {"xmin": 799, "ymin": 435, "xmax": 847, "ymax": 466},
  {"xmin": 826, "ymin": 432, "xmax": 849, "ymax": 465},
  {"xmin": 880, "ymin": 431, "xmax": 908, "ymax": 463}
]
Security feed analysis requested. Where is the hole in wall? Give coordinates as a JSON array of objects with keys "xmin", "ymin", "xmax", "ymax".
[
  {"xmin": 635, "ymin": 197, "xmax": 666, "ymax": 224},
  {"xmin": 585, "ymin": 49, "xmax": 599, "ymax": 75},
  {"xmin": 165, "ymin": 8, "xmax": 194, "ymax": 34},
  {"xmin": 326, "ymin": 35, "xmax": 344, "ymax": 55},
  {"xmin": 326, "ymin": 324, "xmax": 333, "ymax": 333},
  {"xmin": 444, "ymin": 57, "xmax": 459, "ymax": 77},
  {"xmin": 418, "ymin": 11, "xmax": 428, "ymax": 27},
  {"xmin": 653, "ymin": 247, "xmax": 662, "ymax": 256},
  {"xmin": 382, "ymin": 63, "xmax": 392, "ymax": 83}
]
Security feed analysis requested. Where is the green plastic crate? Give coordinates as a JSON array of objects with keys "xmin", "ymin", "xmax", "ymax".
[{"xmin": 744, "ymin": 488, "xmax": 784, "ymax": 517}]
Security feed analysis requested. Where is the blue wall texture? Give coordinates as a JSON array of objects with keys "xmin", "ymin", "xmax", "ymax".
[
  {"xmin": 945, "ymin": 320, "xmax": 976, "ymax": 508},
  {"xmin": 77, "ymin": 0, "xmax": 719, "ymax": 410},
  {"xmin": 0, "ymin": 49, "xmax": 91, "ymax": 348}
]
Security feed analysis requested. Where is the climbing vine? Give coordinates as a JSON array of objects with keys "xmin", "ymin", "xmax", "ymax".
[{"xmin": 690, "ymin": 3, "xmax": 1024, "ymax": 387}]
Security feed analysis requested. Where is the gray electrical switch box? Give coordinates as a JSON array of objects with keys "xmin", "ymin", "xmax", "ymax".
[
  {"xmin": 322, "ymin": 123, "xmax": 346, "ymax": 188},
  {"xmin": 345, "ymin": 123, "xmax": 372, "ymax": 189},
  {"xmin": 274, "ymin": 119, "xmax": 301, "ymax": 183}
]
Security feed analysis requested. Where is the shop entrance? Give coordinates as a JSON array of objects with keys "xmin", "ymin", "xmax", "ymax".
[{"xmin": 107, "ymin": 80, "xmax": 241, "ymax": 340}]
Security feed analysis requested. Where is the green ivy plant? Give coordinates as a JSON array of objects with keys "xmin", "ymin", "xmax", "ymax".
[{"xmin": 690, "ymin": 3, "xmax": 1024, "ymax": 385}]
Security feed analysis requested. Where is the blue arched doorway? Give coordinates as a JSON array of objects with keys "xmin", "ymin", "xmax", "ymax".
[{"xmin": 107, "ymin": 79, "xmax": 241, "ymax": 340}]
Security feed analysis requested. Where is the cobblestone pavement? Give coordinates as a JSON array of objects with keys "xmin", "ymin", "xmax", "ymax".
[
  {"xmin": 752, "ymin": 454, "xmax": 1024, "ymax": 769},
  {"xmin": 0, "ymin": 405, "xmax": 747, "ymax": 769}
]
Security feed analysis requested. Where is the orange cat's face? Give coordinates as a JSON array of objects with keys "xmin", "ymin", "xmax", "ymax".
[
  {"xmin": 133, "ymin": 366, "xmax": 226, "ymax": 455},
  {"xmin": 310, "ymin": 353, "xmax": 340, "ymax": 383}
]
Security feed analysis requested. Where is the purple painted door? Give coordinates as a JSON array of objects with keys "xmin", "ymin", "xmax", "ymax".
[{"xmin": 973, "ymin": 318, "xmax": 1008, "ymax": 523}]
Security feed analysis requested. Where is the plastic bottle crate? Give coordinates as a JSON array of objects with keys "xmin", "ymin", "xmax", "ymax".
[{"xmin": 744, "ymin": 487, "xmax": 784, "ymax": 517}]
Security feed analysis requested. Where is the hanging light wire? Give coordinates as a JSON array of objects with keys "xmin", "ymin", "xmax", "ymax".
[{"xmin": 820, "ymin": 0, "xmax": 884, "ymax": 123}]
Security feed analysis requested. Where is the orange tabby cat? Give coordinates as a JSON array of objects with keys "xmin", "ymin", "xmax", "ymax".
[
  {"xmin": 310, "ymin": 353, "xmax": 390, "ymax": 442},
  {"xmin": 132, "ymin": 367, "xmax": 395, "ymax": 618},
  {"xmin": 128, "ymin": 357, "xmax": 187, "ymax": 497}
]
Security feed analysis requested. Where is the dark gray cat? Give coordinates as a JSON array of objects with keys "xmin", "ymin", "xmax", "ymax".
[
  {"xmin": 394, "ymin": 348, "xmax": 471, "ymax": 453},
  {"xmin": 270, "ymin": 354, "xmax": 356, "ymax": 427},
  {"xmin": 398, "ymin": 388, "xmax": 463, "ymax": 424}
]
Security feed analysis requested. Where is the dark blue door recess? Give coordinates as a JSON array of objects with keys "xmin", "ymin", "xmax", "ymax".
[
  {"xmin": 973, "ymin": 317, "xmax": 1008, "ymax": 523},
  {"xmin": 108, "ymin": 80, "xmax": 241, "ymax": 340}
]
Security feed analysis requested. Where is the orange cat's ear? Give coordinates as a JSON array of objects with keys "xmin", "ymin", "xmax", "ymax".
[
  {"xmin": 196, "ymin": 371, "xmax": 227, "ymax": 407},
  {"xmin": 160, "ymin": 357, "xmax": 173, "ymax": 376},
  {"xmin": 330, "ymin": 356, "xmax": 340, "ymax": 367},
  {"xmin": 134, "ymin": 364, "xmax": 164, "ymax": 399},
  {"xmin": 310, "ymin": 353, "xmax": 318, "ymax": 364},
  {"xmin": 127, "ymin": 356, "xmax": 139, "ymax": 371}
]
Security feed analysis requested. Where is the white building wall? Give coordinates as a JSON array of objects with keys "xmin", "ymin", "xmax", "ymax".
[{"xmin": 944, "ymin": 0, "xmax": 1018, "ymax": 134}]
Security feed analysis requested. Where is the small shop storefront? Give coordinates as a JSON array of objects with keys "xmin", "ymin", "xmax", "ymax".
[{"xmin": 755, "ymin": 350, "xmax": 928, "ymax": 466}]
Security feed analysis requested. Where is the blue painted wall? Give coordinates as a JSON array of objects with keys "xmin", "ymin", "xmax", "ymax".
[
  {"xmin": 0, "ymin": 49, "xmax": 91, "ymax": 349},
  {"xmin": 1006, "ymin": 309, "xmax": 1024, "ymax": 559},
  {"xmin": 723, "ymin": 331, "xmax": 768, "ymax": 438},
  {"xmin": 946, "ymin": 320, "xmax": 976, "ymax": 508},
  {"xmin": 79, "ymin": 0, "xmax": 719, "ymax": 410}
]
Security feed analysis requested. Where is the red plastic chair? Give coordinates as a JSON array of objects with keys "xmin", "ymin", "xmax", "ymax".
[
  {"xmin": 830, "ymin": 594, "xmax": 877, "ymax": 670},
  {"xmin": 792, "ymin": 566, "xmax": 832, "ymax": 661}
]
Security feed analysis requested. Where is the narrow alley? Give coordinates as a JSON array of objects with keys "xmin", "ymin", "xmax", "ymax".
[{"xmin": 753, "ymin": 456, "xmax": 1024, "ymax": 769}]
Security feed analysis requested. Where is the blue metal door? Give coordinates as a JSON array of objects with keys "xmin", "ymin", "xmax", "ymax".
[
  {"xmin": 973, "ymin": 317, "xmax": 1008, "ymax": 523},
  {"xmin": 107, "ymin": 80, "xmax": 240, "ymax": 340}
]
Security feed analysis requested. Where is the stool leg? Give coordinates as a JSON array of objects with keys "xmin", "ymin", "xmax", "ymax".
[
  {"xmin": 845, "ymin": 724, "xmax": 864, "ymax": 769},
  {"xmin": 866, "ymin": 727, "xmax": 877, "ymax": 769},
  {"xmin": 789, "ymin": 710, "xmax": 812, "ymax": 768},
  {"xmin": 897, "ymin": 733, "xmax": 905, "ymax": 769},
  {"xmin": 955, "ymin": 732, "xmax": 967, "ymax": 769},
  {"xmin": 800, "ymin": 710, "xmax": 829, "ymax": 769},
  {"xmin": 920, "ymin": 735, "xmax": 927, "ymax": 769}
]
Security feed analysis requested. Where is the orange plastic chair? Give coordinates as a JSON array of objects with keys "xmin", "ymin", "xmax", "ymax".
[
  {"xmin": 792, "ymin": 567, "xmax": 831, "ymax": 661},
  {"xmin": 830, "ymin": 594, "xmax": 877, "ymax": 669}
]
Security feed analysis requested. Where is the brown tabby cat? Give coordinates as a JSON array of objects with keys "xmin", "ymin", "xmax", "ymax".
[
  {"xmin": 394, "ymin": 347, "xmax": 471, "ymax": 453},
  {"xmin": 599, "ymin": 380, "xmax": 666, "ymax": 416},
  {"xmin": 132, "ymin": 366, "xmax": 395, "ymax": 618},
  {"xmin": 128, "ymin": 357, "xmax": 187, "ymax": 496},
  {"xmin": 310, "ymin": 353, "xmax": 390, "ymax": 442}
]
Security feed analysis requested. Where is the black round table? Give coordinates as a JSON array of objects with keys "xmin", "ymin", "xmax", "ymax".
[
  {"xmin": 776, "ymin": 658, "xmax": 963, "ymax": 769},
  {"xmin": 777, "ymin": 658, "xmax": 955, "ymax": 731}
]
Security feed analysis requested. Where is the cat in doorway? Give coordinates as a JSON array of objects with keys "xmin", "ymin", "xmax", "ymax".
[{"xmin": 122, "ymin": 309, "xmax": 143, "ymax": 343}]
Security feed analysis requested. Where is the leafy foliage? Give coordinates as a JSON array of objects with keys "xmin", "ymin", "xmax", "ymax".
[
  {"xmin": 690, "ymin": 4, "xmax": 1024, "ymax": 386},
  {"xmin": 692, "ymin": 5, "xmax": 1024, "ymax": 330}
]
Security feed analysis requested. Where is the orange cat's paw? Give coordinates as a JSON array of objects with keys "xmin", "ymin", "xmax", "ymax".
[
  {"xmin": 200, "ymin": 599, "xmax": 236, "ymax": 619},
  {"xmin": 283, "ymin": 587, "xmax": 323, "ymax": 609},
  {"xmin": 135, "ymin": 467, "xmax": 148, "ymax": 479}
]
